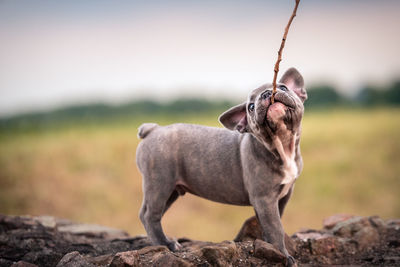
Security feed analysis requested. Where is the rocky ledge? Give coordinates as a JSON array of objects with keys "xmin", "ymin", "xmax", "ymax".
[{"xmin": 0, "ymin": 214, "xmax": 399, "ymax": 267}]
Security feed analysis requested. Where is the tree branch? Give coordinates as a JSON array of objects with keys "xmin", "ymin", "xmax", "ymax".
[{"xmin": 271, "ymin": 0, "xmax": 300, "ymax": 104}]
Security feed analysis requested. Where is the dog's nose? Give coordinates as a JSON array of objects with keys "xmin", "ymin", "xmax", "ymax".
[{"xmin": 261, "ymin": 91, "xmax": 272, "ymax": 100}]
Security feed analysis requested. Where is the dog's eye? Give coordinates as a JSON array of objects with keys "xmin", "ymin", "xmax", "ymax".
[
  {"xmin": 248, "ymin": 103, "xmax": 255, "ymax": 112},
  {"xmin": 279, "ymin": 85, "xmax": 288, "ymax": 92}
]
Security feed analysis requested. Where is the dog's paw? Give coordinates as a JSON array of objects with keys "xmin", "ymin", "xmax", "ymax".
[
  {"xmin": 167, "ymin": 240, "xmax": 182, "ymax": 252},
  {"xmin": 286, "ymin": 255, "xmax": 297, "ymax": 267}
]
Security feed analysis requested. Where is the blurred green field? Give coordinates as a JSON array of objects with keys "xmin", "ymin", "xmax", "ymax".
[{"xmin": 0, "ymin": 108, "xmax": 399, "ymax": 242}]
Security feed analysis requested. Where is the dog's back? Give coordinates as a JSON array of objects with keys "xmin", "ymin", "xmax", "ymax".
[{"xmin": 136, "ymin": 123, "xmax": 250, "ymax": 205}]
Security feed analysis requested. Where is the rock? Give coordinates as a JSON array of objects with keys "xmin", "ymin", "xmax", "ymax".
[
  {"xmin": 353, "ymin": 226, "xmax": 380, "ymax": 250},
  {"xmin": 234, "ymin": 216, "xmax": 262, "ymax": 242},
  {"xmin": 253, "ymin": 239, "xmax": 287, "ymax": 263},
  {"xmin": 21, "ymin": 248, "xmax": 63, "ymax": 267},
  {"xmin": 387, "ymin": 218, "xmax": 400, "ymax": 229},
  {"xmin": 293, "ymin": 231, "xmax": 331, "ymax": 242},
  {"xmin": 368, "ymin": 216, "xmax": 386, "ymax": 232},
  {"xmin": 0, "ymin": 259, "xmax": 14, "ymax": 266},
  {"xmin": 330, "ymin": 215, "xmax": 383, "ymax": 250},
  {"xmin": 109, "ymin": 251, "xmax": 139, "ymax": 267},
  {"xmin": 152, "ymin": 253, "xmax": 191, "ymax": 267},
  {"xmin": 87, "ymin": 254, "xmax": 115, "ymax": 266},
  {"xmin": 56, "ymin": 251, "xmax": 95, "ymax": 267},
  {"xmin": 331, "ymin": 216, "xmax": 364, "ymax": 237},
  {"xmin": 11, "ymin": 261, "xmax": 39, "ymax": 267},
  {"xmin": 57, "ymin": 251, "xmax": 114, "ymax": 267},
  {"xmin": 57, "ymin": 223, "xmax": 129, "ymax": 241},
  {"xmin": 1, "ymin": 214, "xmax": 399, "ymax": 267},
  {"xmin": 308, "ymin": 236, "xmax": 340, "ymax": 255},
  {"xmin": 234, "ymin": 215, "xmax": 297, "ymax": 256},
  {"xmin": 34, "ymin": 216, "xmax": 57, "ymax": 229},
  {"xmin": 194, "ymin": 241, "xmax": 238, "ymax": 266},
  {"xmin": 137, "ymin": 245, "xmax": 169, "ymax": 255},
  {"xmin": 0, "ymin": 215, "xmax": 144, "ymax": 267},
  {"xmin": 323, "ymin": 214, "xmax": 354, "ymax": 229}
]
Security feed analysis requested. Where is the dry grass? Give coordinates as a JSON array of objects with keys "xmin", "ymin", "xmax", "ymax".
[{"xmin": 0, "ymin": 108, "xmax": 399, "ymax": 242}]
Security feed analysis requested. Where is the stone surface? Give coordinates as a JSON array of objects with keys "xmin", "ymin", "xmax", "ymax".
[
  {"xmin": 353, "ymin": 226, "xmax": 380, "ymax": 250},
  {"xmin": 109, "ymin": 251, "xmax": 139, "ymax": 267},
  {"xmin": 234, "ymin": 215, "xmax": 297, "ymax": 256},
  {"xmin": 56, "ymin": 251, "xmax": 96, "ymax": 267},
  {"xmin": 309, "ymin": 235, "xmax": 340, "ymax": 255},
  {"xmin": 323, "ymin": 214, "xmax": 355, "ymax": 229},
  {"xmin": 151, "ymin": 253, "xmax": 191, "ymax": 267},
  {"xmin": 234, "ymin": 215, "xmax": 262, "ymax": 242},
  {"xmin": 253, "ymin": 239, "xmax": 287, "ymax": 263},
  {"xmin": 194, "ymin": 241, "xmax": 237, "ymax": 266},
  {"xmin": 293, "ymin": 231, "xmax": 332, "ymax": 241},
  {"xmin": 137, "ymin": 245, "xmax": 169, "ymax": 255},
  {"xmin": 0, "ymin": 214, "xmax": 399, "ymax": 267},
  {"xmin": 57, "ymin": 223, "xmax": 129, "ymax": 241},
  {"xmin": 11, "ymin": 261, "xmax": 39, "ymax": 267}
]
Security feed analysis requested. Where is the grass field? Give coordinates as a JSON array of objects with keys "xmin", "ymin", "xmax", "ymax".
[{"xmin": 0, "ymin": 108, "xmax": 399, "ymax": 242}]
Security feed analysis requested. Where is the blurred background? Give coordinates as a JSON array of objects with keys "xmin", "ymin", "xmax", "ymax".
[{"xmin": 0, "ymin": 0, "xmax": 399, "ymax": 241}]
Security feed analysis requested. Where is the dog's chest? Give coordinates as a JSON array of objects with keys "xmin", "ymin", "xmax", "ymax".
[{"xmin": 279, "ymin": 158, "xmax": 298, "ymax": 199}]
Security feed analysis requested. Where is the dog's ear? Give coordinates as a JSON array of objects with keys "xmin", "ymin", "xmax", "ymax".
[
  {"xmin": 279, "ymin": 67, "xmax": 307, "ymax": 102},
  {"xmin": 219, "ymin": 102, "xmax": 248, "ymax": 133}
]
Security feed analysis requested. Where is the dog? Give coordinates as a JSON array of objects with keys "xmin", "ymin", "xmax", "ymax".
[{"xmin": 136, "ymin": 67, "xmax": 307, "ymax": 266}]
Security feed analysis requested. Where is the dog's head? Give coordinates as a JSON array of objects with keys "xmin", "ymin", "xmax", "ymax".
[{"xmin": 219, "ymin": 68, "xmax": 307, "ymax": 147}]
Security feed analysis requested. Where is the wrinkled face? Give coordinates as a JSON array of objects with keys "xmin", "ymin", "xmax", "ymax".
[
  {"xmin": 247, "ymin": 83, "xmax": 303, "ymax": 139},
  {"xmin": 219, "ymin": 68, "xmax": 307, "ymax": 145}
]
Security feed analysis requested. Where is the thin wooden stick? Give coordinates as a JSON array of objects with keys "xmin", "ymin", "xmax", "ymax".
[{"xmin": 271, "ymin": 0, "xmax": 300, "ymax": 104}]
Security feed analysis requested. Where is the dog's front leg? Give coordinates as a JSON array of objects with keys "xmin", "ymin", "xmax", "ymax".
[
  {"xmin": 278, "ymin": 186, "xmax": 293, "ymax": 217},
  {"xmin": 252, "ymin": 196, "xmax": 296, "ymax": 267}
]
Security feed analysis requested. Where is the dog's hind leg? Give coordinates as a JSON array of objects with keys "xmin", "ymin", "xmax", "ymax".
[
  {"xmin": 139, "ymin": 177, "xmax": 181, "ymax": 251},
  {"xmin": 162, "ymin": 190, "xmax": 179, "ymax": 216}
]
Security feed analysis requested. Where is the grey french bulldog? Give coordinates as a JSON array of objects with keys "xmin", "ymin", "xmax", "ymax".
[{"xmin": 136, "ymin": 68, "xmax": 307, "ymax": 266}]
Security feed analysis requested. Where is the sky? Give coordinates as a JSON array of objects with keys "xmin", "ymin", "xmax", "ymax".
[{"xmin": 1, "ymin": 0, "xmax": 400, "ymax": 116}]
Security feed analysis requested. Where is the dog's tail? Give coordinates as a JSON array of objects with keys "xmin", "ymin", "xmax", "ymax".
[{"xmin": 137, "ymin": 123, "xmax": 158, "ymax": 139}]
